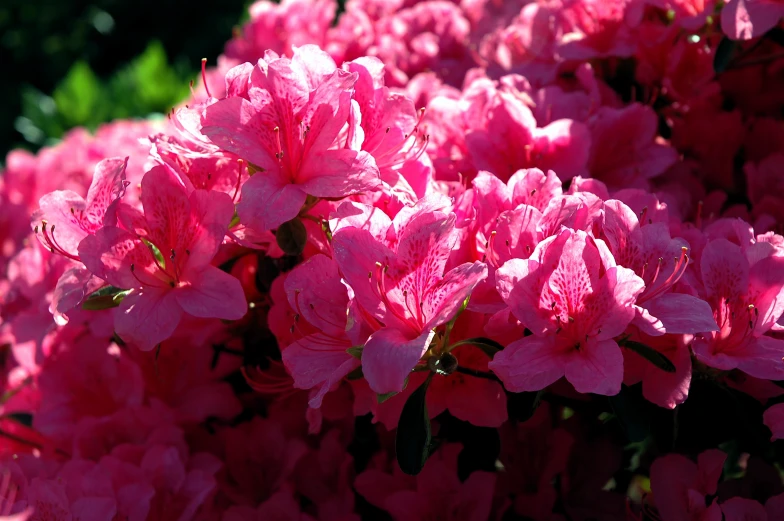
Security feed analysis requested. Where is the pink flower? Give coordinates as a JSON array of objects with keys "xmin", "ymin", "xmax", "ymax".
[
  {"xmin": 622, "ymin": 327, "xmax": 693, "ymax": 408},
  {"xmin": 201, "ymin": 45, "xmax": 380, "ymax": 231},
  {"xmin": 354, "ymin": 444, "xmax": 495, "ymax": 521},
  {"xmin": 491, "ymin": 228, "xmax": 645, "ymax": 395},
  {"xmin": 600, "ymin": 199, "xmax": 718, "ymax": 336},
  {"xmin": 465, "ymin": 84, "xmax": 591, "ymax": 182},
  {"xmin": 79, "ymin": 165, "xmax": 247, "ymax": 350},
  {"xmin": 692, "ymin": 238, "xmax": 784, "ymax": 379},
  {"xmin": 586, "ymin": 104, "xmax": 678, "ymax": 189},
  {"xmin": 650, "ymin": 449, "xmax": 726, "ymax": 521},
  {"xmin": 331, "ymin": 196, "xmax": 488, "ymax": 394},
  {"xmin": 31, "ymin": 158, "xmax": 129, "ymax": 262},
  {"xmin": 721, "ymin": 0, "xmax": 784, "ymax": 40},
  {"xmin": 224, "ymin": 0, "xmax": 337, "ymax": 62},
  {"xmin": 279, "ymin": 254, "xmax": 361, "ymax": 408}
]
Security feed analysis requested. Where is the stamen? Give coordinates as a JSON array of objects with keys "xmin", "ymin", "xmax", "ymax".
[{"xmin": 201, "ymin": 58, "xmax": 212, "ymax": 98}]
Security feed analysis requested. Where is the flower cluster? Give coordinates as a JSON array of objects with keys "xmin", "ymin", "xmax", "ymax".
[{"xmin": 2, "ymin": 1, "xmax": 784, "ymax": 520}]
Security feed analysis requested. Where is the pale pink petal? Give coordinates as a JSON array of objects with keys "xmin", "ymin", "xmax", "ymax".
[
  {"xmin": 564, "ymin": 339, "xmax": 623, "ymax": 395},
  {"xmin": 488, "ymin": 336, "xmax": 566, "ymax": 392},
  {"xmin": 140, "ymin": 165, "xmax": 191, "ymax": 250},
  {"xmin": 78, "ymin": 227, "xmax": 156, "ymax": 289},
  {"xmin": 736, "ymin": 335, "xmax": 784, "ymax": 380},
  {"xmin": 115, "ymin": 289, "xmax": 183, "ymax": 350},
  {"xmin": 175, "ymin": 266, "xmax": 247, "ymax": 320},
  {"xmin": 50, "ymin": 267, "xmax": 103, "ymax": 325},
  {"xmin": 332, "ymin": 227, "xmax": 398, "ymax": 322},
  {"xmin": 297, "ymin": 149, "xmax": 380, "ymax": 197},
  {"xmin": 237, "ymin": 170, "xmax": 308, "ymax": 232},
  {"xmin": 201, "ymin": 96, "xmax": 282, "ymax": 173},
  {"xmin": 748, "ymin": 255, "xmax": 784, "ymax": 335},
  {"xmin": 644, "ymin": 293, "xmax": 719, "ymax": 334},
  {"xmin": 423, "ymin": 261, "xmax": 488, "ymax": 329},
  {"xmin": 284, "ymin": 254, "xmax": 349, "ymax": 336},
  {"xmin": 532, "ymin": 119, "xmax": 591, "ymax": 181},
  {"xmin": 722, "ymin": 0, "xmax": 784, "ymax": 40},
  {"xmin": 701, "ymin": 238, "xmax": 749, "ymax": 304},
  {"xmin": 282, "ymin": 334, "xmax": 359, "ymax": 408},
  {"xmin": 496, "ymin": 258, "xmax": 554, "ymax": 335},
  {"xmin": 362, "ymin": 327, "xmax": 434, "ymax": 394}
]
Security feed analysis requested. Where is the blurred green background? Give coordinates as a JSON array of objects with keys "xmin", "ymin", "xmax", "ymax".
[{"xmin": 1, "ymin": 0, "xmax": 252, "ymax": 159}]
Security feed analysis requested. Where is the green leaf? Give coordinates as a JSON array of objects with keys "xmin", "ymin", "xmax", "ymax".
[
  {"xmin": 608, "ymin": 385, "xmax": 651, "ymax": 443},
  {"xmin": 621, "ymin": 340, "xmax": 676, "ymax": 373},
  {"xmin": 82, "ymin": 286, "xmax": 130, "ymax": 311},
  {"xmin": 53, "ymin": 61, "xmax": 106, "ymax": 127},
  {"xmin": 396, "ymin": 373, "xmax": 434, "ymax": 475},
  {"xmin": 141, "ymin": 238, "xmax": 166, "ymax": 270},
  {"xmin": 446, "ymin": 337, "xmax": 505, "ymax": 358},
  {"xmin": 377, "ymin": 391, "xmax": 397, "ymax": 404},
  {"xmin": 276, "ymin": 218, "xmax": 308, "ymax": 256},
  {"xmin": 713, "ymin": 37, "xmax": 737, "ymax": 73},
  {"xmin": 346, "ymin": 346, "xmax": 363, "ymax": 360}
]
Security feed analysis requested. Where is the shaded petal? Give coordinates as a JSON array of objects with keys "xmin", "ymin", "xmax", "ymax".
[
  {"xmin": 644, "ymin": 293, "xmax": 719, "ymax": 334},
  {"xmin": 284, "ymin": 254, "xmax": 349, "ymax": 337},
  {"xmin": 175, "ymin": 266, "xmax": 247, "ymax": 320},
  {"xmin": 701, "ymin": 238, "xmax": 749, "ymax": 304},
  {"xmin": 362, "ymin": 327, "xmax": 434, "ymax": 394},
  {"xmin": 564, "ymin": 339, "xmax": 623, "ymax": 395},
  {"xmin": 282, "ymin": 333, "xmax": 359, "ymax": 408},
  {"xmin": 115, "ymin": 289, "xmax": 183, "ymax": 350},
  {"xmin": 237, "ymin": 171, "xmax": 307, "ymax": 231},
  {"xmin": 488, "ymin": 336, "xmax": 566, "ymax": 392},
  {"xmin": 78, "ymin": 227, "xmax": 156, "ymax": 289},
  {"xmin": 736, "ymin": 335, "xmax": 784, "ymax": 380}
]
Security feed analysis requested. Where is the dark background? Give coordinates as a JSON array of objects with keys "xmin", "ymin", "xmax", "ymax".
[{"xmin": 1, "ymin": 0, "xmax": 251, "ymax": 159}]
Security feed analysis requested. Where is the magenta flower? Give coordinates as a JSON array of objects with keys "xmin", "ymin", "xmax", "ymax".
[
  {"xmin": 600, "ymin": 199, "xmax": 719, "ymax": 336},
  {"xmin": 279, "ymin": 254, "xmax": 361, "ymax": 408},
  {"xmin": 31, "ymin": 157, "xmax": 129, "ymax": 261},
  {"xmin": 490, "ymin": 228, "xmax": 645, "ymax": 395},
  {"xmin": 692, "ymin": 238, "xmax": 784, "ymax": 379},
  {"xmin": 79, "ymin": 165, "xmax": 247, "ymax": 350},
  {"xmin": 201, "ymin": 45, "xmax": 381, "ymax": 231},
  {"xmin": 331, "ymin": 196, "xmax": 488, "ymax": 394}
]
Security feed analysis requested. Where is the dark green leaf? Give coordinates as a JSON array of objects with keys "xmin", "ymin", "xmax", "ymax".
[
  {"xmin": 713, "ymin": 37, "xmax": 737, "ymax": 73},
  {"xmin": 276, "ymin": 218, "xmax": 308, "ymax": 256},
  {"xmin": 622, "ymin": 340, "xmax": 676, "ymax": 373},
  {"xmin": 82, "ymin": 286, "xmax": 129, "ymax": 310},
  {"xmin": 447, "ymin": 337, "xmax": 505, "ymax": 358},
  {"xmin": 3, "ymin": 412, "xmax": 33, "ymax": 427},
  {"xmin": 608, "ymin": 385, "xmax": 651, "ymax": 443},
  {"xmin": 346, "ymin": 346, "xmax": 363, "ymax": 360},
  {"xmin": 396, "ymin": 373, "xmax": 433, "ymax": 475}
]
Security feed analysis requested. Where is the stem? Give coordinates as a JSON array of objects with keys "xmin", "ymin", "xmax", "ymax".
[{"xmin": 454, "ymin": 366, "xmax": 500, "ymax": 382}]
